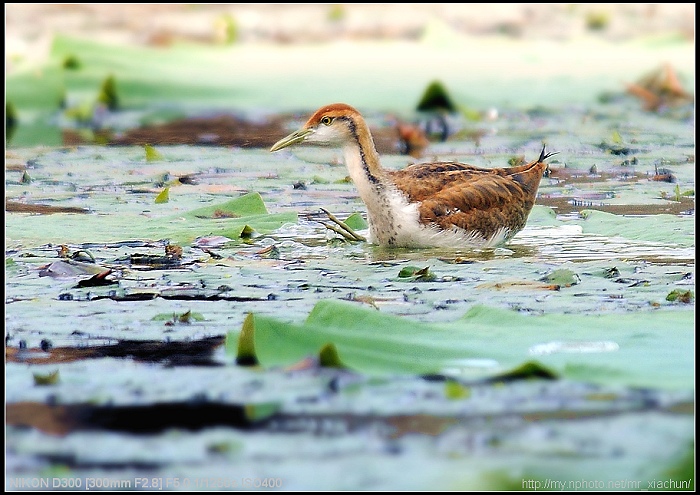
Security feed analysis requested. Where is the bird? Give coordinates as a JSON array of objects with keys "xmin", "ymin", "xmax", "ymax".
[{"xmin": 270, "ymin": 103, "xmax": 556, "ymax": 248}]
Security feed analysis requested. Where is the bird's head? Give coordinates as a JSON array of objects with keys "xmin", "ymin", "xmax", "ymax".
[{"xmin": 270, "ymin": 103, "xmax": 362, "ymax": 152}]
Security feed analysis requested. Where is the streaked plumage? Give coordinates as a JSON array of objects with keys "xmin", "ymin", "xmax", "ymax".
[{"xmin": 270, "ymin": 103, "xmax": 555, "ymax": 248}]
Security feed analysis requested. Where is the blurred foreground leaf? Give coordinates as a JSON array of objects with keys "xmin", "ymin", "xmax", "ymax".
[{"xmin": 227, "ymin": 300, "xmax": 693, "ymax": 389}]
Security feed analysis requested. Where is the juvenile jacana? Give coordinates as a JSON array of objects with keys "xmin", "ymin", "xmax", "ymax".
[{"xmin": 270, "ymin": 103, "xmax": 556, "ymax": 248}]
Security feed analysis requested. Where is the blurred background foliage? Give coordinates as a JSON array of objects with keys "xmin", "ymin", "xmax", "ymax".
[{"xmin": 5, "ymin": 4, "xmax": 695, "ymax": 147}]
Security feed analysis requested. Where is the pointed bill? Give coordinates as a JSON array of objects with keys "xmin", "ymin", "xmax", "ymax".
[{"xmin": 270, "ymin": 128, "xmax": 314, "ymax": 152}]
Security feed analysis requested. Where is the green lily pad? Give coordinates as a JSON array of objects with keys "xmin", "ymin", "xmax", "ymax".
[
  {"xmin": 182, "ymin": 192, "xmax": 268, "ymax": 219},
  {"xmin": 5, "ymin": 191, "xmax": 296, "ymax": 247},
  {"xmin": 539, "ymin": 269, "xmax": 580, "ymax": 287},
  {"xmin": 343, "ymin": 212, "xmax": 368, "ymax": 231},
  {"xmin": 665, "ymin": 289, "xmax": 693, "ymax": 303},
  {"xmin": 575, "ymin": 210, "xmax": 694, "ymax": 246},
  {"xmin": 397, "ymin": 266, "xmax": 436, "ymax": 282},
  {"xmin": 228, "ymin": 299, "xmax": 693, "ymax": 389}
]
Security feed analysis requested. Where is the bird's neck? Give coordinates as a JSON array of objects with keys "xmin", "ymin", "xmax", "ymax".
[
  {"xmin": 341, "ymin": 122, "xmax": 408, "ymax": 245},
  {"xmin": 341, "ymin": 119, "xmax": 390, "ymax": 201},
  {"xmin": 344, "ymin": 134, "xmax": 397, "ymax": 217},
  {"xmin": 343, "ymin": 122, "xmax": 386, "ymax": 187}
]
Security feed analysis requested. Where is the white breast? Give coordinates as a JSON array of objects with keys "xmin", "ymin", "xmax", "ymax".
[{"xmin": 365, "ymin": 187, "xmax": 511, "ymax": 248}]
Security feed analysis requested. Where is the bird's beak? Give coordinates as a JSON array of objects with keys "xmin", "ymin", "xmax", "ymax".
[{"xmin": 269, "ymin": 128, "xmax": 314, "ymax": 152}]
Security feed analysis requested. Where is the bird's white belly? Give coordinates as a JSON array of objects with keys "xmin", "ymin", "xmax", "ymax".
[{"xmin": 364, "ymin": 188, "xmax": 510, "ymax": 249}]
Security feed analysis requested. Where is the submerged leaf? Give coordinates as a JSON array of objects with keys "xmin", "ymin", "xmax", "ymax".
[
  {"xmin": 39, "ymin": 260, "xmax": 107, "ymax": 278},
  {"xmin": 151, "ymin": 311, "xmax": 205, "ymax": 322},
  {"xmin": 177, "ymin": 310, "xmax": 204, "ymax": 323},
  {"xmin": 476, "ymin": 280, "xmax": 560, "ymax": 291},
  {"xmin": 508, "ymin": 155, "xmax": 526, "ymax": 167},
  {"xmin": 539, "ymin": 269, "xmax": 580, "ymax": 287},
  {"xmin": 575, "ymin": 210, "xmax": 694, "ymax": 247},
  {"xmin": 256, "ymin": 245, "xmax": 280, "ymax": 259},
  {"xmin": 243, "ymin": 402, "xmax": 281, "ymax": 422},
  {"xmin": 234, "ymin": 313, "xmax": 258, "ymax": 366},
  {"xmin": 33, "ymin": 370, "xmax": 60, "ymax": 386},
  {"xmin": 240, "ymin": 225, "xmax": 255, "ymax": 238},
  {"xmin": 62, "ymin": 54, "xmax": 81, "ymax": 70},
  {"xmin": 177, "ymin": 310, "xmax": 193, "ymax": 324},
  {"xmin": 666, "ymin": 290, "xmax": 693, "ymax": 304},
  {"xmin": 184, "ymin": 192, "xmax": 268, "ymax": 219},
  {"xmin": 319, "ymin": 343, "xmax": 345, "ymax": 368},
  {"xmin": 145, "ymin": 144, "xmax": 164, "ymax": 161},
  {"xmin": 398, "ymin": 266, "xmax": 436, "ymax": 282},
  {"xmin": 343, "ymin": 212, "xmax": 368, "ymax": 231},
  {"xmin": 154, "ymin": 187, "xmax": 170, "ymax": 203},
  {"xmin": 416, "ymin": 80, "xmax": 457, "ymax": 113},
  {"xmin": 130, "ymin": 253, "xmax": 181, "ymax": 269},
  {"xmin": 63, "ymin": 100, "xmax": 95, "ymax": 123},
  {"xmin": 75, "ymin": 269, "xmax": 117, "ymax": 288},
  {"xmin": 603, "ymin": 267, "xmax": 620, "ymax": 279},
  {"xmin": 459, "ymin": 106, "xmax": 483, "ymax": 121},
  {"xmin": 598, "ymin": 141, "xmax": 635, "ymax": 155},
  {"xmin": 488, "ymin": 361, "xmax": 559, "ymax": 382},
  {"xmin": 97, "ymin": 74, "xmax": 119, "ymax": 110},
  {"xmin": 444, "ymin": 379, "xmax": 471, "ymax": 400}
]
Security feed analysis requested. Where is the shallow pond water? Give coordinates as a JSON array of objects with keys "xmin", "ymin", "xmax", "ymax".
[{"xmin": 5, "ymin": 31, "xmax": 695, "ymax": 491}]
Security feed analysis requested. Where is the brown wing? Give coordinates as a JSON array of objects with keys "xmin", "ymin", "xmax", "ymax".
[{"xmin": 388, "ymin": 159, "xmax": 548, "ymax": 239}]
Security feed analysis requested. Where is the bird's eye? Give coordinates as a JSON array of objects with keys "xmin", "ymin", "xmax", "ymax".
[{"xmin": 320, "ymin": 116, "xmax": 334, "ymax": 126}]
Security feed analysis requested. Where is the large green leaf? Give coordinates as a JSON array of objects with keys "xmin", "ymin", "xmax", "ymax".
[
  {"xmin": 576, "ymin": 209, "xmax": 695, "ymax": 247},
  {"xmin": 526, "ymin": 206, "xmax": 695, "ymax": 247},
  {"xmin": 181, "ymin": 192, "xmax": 269, "ymax": 219},
  {"xmin": 49, "ymin": 35, "xmax": 239, "ymax": 108},
  {"xmin": 230, "ymin": 299, "xmax": 694, "ymax": 389},
  {"xmin": 5, "ymin": 192, "xmax": 296, "ymax": 246}
]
